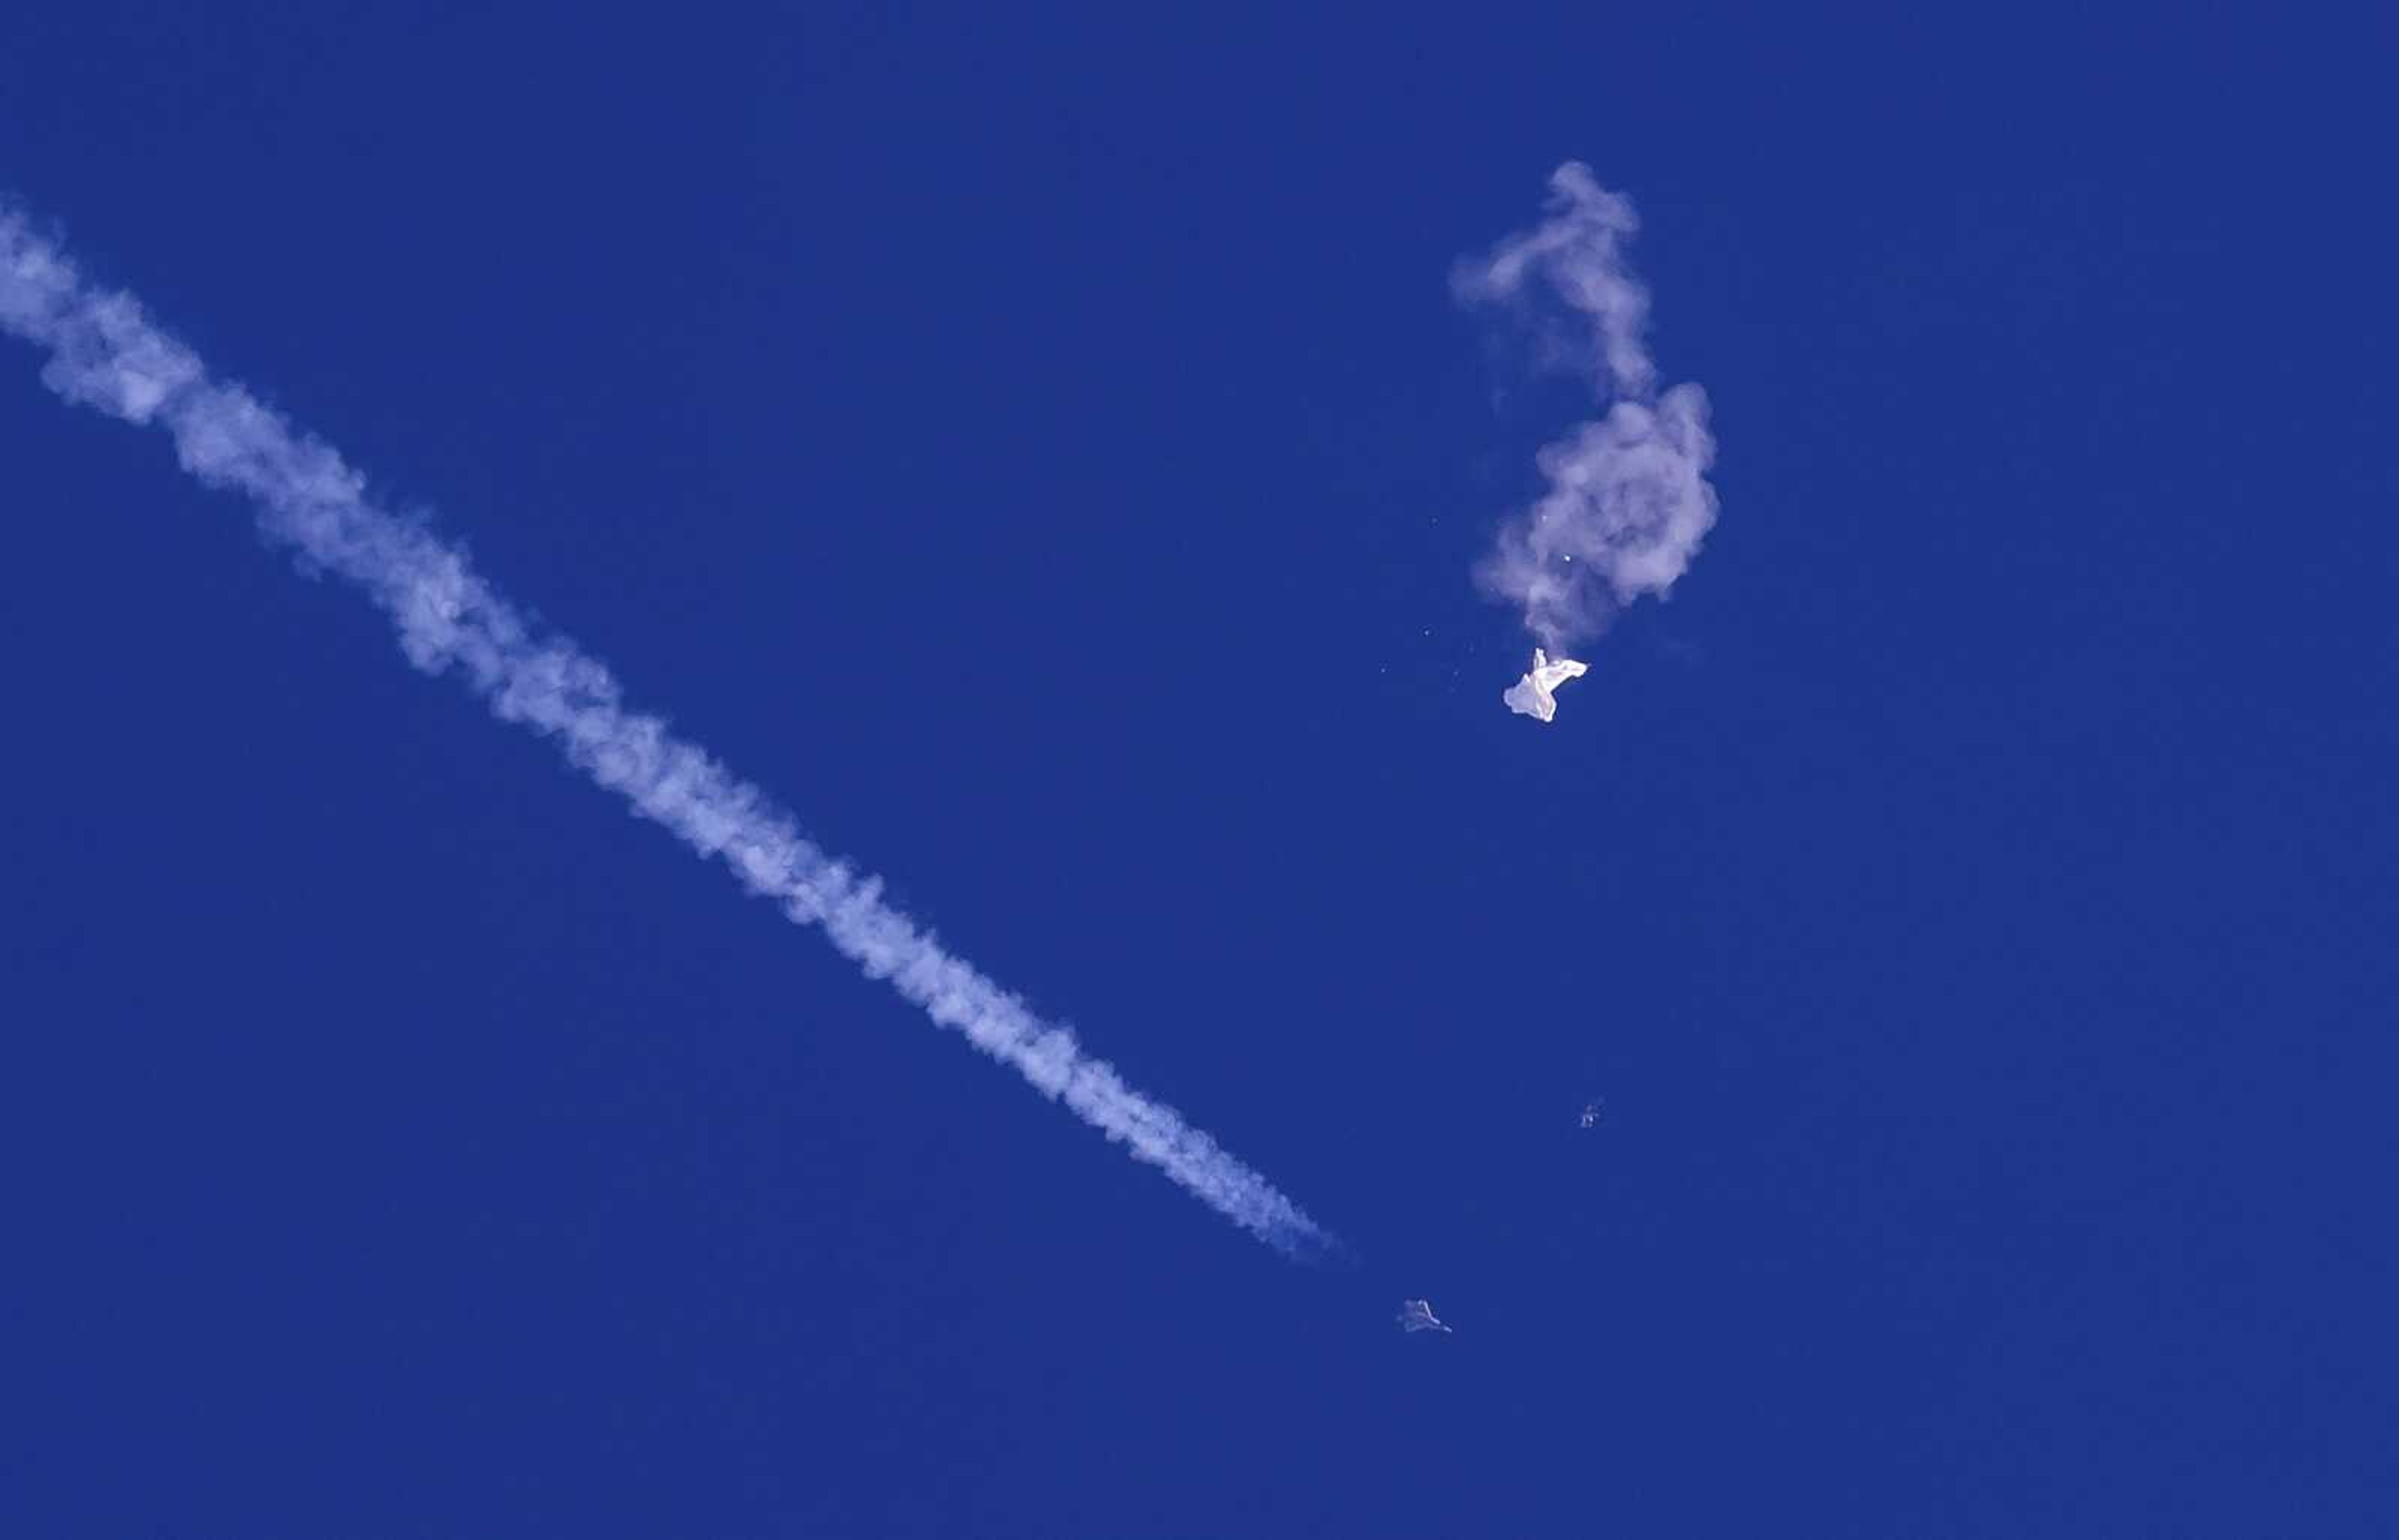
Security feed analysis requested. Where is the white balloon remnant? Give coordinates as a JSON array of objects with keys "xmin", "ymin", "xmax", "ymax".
[{"xmin": 1502, "ymin": 648, "xmax": 1588, "ymax": 723}]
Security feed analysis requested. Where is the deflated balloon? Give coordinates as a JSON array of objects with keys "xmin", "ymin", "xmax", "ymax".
[{"xmin": 1502, "ymin": 648, "xmax": 1587, "ymax": 723}]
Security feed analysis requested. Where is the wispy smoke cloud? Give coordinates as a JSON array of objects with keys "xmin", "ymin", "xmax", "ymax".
[
  {"xmin": 1454, "ymin": 163, "xmax": 1718, "ymax": 653},
  {"xmin": 0, "ymin": 204, "xmax": 1328, "ymax": 1257}
]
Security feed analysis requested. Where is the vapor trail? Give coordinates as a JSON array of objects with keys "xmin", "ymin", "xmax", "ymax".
[
  {"xmin": 1456, "ymin": 163, "xmax": 1719, "ymax": 654},
  {"xmin": 0, "ymin": 204, "xmax": 1328, "ymax": 1256}
]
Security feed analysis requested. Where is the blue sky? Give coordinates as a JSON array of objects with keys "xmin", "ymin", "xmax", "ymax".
[{"xmin": 4, "ymin": 4, "xmax": 2395, "ymax": 1534}]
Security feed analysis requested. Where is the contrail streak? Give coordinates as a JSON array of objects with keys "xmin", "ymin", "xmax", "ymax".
[{"xmin": 0, "ymin": 204, "xmax": 1328, "ymax": 1256}]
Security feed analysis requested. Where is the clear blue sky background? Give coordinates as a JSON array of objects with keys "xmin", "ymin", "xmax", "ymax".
[{"xmin": 4, "ymin": 4, "xmax": 2393, "ymax": 1534}]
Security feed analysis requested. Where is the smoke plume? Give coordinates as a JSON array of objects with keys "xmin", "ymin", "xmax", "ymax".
[{"xmin": 1455, "ymin": 164, "xmax": 1718, "ymax": 653}]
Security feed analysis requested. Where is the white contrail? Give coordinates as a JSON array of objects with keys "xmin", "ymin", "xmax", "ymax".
[
  {"xmin": 1455, "ymin": 163, "xmax": 1718, "ymax": 654},
  {"xmin": 0, "ymin": 204, "xmax": 1329, "ymax": 1257}
]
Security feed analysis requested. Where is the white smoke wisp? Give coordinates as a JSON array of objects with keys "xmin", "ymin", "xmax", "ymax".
[
  {"xmin": 1454, "ymin": 163, "xmax": 1719, "ymax": 655},
  {"xmin": 0, "ymin": 205, "xmax": 1329, "ymax": 1258}
]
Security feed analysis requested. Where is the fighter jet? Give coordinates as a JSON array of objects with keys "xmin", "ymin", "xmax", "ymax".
[
  {"xmin": 1502, "ymin": 648, "xmax": 1589, "ymax": 723},
  {"xmin": 1398, "ymin": 1298, "xmax": 1453, "ymax": 1334}
]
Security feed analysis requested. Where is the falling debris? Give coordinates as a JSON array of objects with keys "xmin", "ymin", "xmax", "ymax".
[
  {"xmin": 1580, "ymin": 1100, "xmax": 1602, "ymax": 1129},
  {"xmin": 1502, "ymin": 648, "xmax": 1588, "ymax": 723},
  {"xmin": 1398, "ymin": 1298, "xmax": 1453, "ymax": 1334}
]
